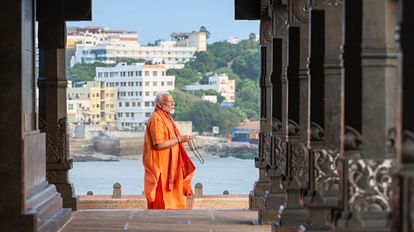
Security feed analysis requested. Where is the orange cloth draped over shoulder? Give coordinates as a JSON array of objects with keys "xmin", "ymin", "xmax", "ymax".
[{"xmin": 142, "ymin": 108, "xmax": 196, "ymax": 209}]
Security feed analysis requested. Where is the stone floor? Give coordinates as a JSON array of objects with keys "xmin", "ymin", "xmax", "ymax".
[{"xmin": 60, "ymin": 209, "xmax": 271, "ymax": 232}]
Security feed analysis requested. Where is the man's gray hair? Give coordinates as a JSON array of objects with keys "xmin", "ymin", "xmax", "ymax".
[{"xmin": 154, "ymin": 91, "xmax": 171, "ymax": 105}]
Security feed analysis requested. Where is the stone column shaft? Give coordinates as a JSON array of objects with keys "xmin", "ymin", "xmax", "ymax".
[
  {"xmin": 0, "ymin": 0, "xmax": 71, "ymax": 230},
  {"xmin": 393, "ymin": 0, "xmax": 414, "ymax": 231},
  {"xmin": 37, "ymin": 0, "xmax": 78, "ymax": 210},
  {"xmin": 250, "ymin": 16, "xmax": 272, "ymax": 210}
]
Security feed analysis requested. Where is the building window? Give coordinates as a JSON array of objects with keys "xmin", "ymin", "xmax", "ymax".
[
  {"xmin": 153, "ymin": 81, "xmax": 157, "ymax": 86},
  {"xmin": 145, "ymin": 102, "xmax": 150, "ymax": 107},
  {"xmin": 145, "ymin": 112, "xmax": 151, "ymax": 117},
  {"xmin": 68, "ymin": 104, "xmax": 73, "ymax": 110},
  {"xmin": 145, "ymin": 71, "xmax": 149, "ymax": 76},
  {"xmin": 153, "ymin": 71, "xmax": 157, "ymax": 76},
  {"xmin": 145, "ymin": 92, "xmax": 149, "ymax": 96},
  {"xmin": 145, "ymin": 81, "xmax": 149, "ymax": 86}
]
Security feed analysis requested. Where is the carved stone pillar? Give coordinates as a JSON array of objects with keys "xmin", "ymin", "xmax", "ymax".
[
  {"xmin": 337, "ymin": 0, "xmax": 398, "ymax": 231},
  {"xmin": 303, "ymin": 1, "xmax": 343, "ymax": 231},
  {"xmin": 273, "ymin": 0, "xmax": 310, "ymax": 231},
  {"xmin": 0, "ymin": 0, "xmax": 71, "ymax": 230},
  {"xmin": 259, "ymin": 1, "xmax": 289, "ymax": 225},
  {"xmin": 392, "ymin": 0, "xmax": 414, "ymax": 231},
  {"xmin": 37, "ymin": 0, "xmax": 78, "ymax": 210},
  {"xmin": 250, "ymin": 5, "xmax": 273, "ymax": 209}
]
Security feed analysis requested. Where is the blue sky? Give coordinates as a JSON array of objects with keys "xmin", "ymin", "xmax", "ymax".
[{"xmin": 68, "ymin": 0, "xmax": 259, "ymax": 45}]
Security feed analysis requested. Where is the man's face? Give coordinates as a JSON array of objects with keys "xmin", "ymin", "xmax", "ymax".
[{"xmin": 161, "ymin": 95, "xmax": 175, "ymax": 114}]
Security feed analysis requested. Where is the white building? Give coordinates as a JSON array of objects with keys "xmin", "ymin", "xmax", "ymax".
[
  {"xmin": 75, "ymin": 43, "xmax": 196, "ymax": 69},
  {"xmin": 70, "ymin": 26, "xmax": 207, "ymax": 69},
  {"xmin": 184, "ymin": 74, "xmax": 236, "ymax": 104},
  {"xmin": 67, "ymin": 26, "xmax": 139, "ymax": 48},
  {"xmin": 95, "ymin": 62, "xmax": 175, "ymax": 130}
]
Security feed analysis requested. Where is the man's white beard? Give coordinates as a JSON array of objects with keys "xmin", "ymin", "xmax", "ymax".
[{"xmin": 170, "ymin": 108, "xmax": 175, "ymax": 114}]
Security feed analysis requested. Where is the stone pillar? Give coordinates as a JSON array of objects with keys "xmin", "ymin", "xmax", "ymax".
[
  {"xmin": 259, "ymin": 1, "xmax": 289, "ymax": 225},
  {"xmin": 303, "ymin": 1, "xmax": 343, "ymax": 231},
  {"xmin": 0, "ymin": 0, "xmax": 71, "ymax": 231},
  {"xmin": 337, "ymin": 0, "xmax": 399, "ymax": 231},
  {"xmin": 37, "ymin": 0, "xmax": 78, "ymax": 210},
  {"xmin": 393, "ymin": 0, "xmax": 414, "ymax": 231},
  {"xmin": 250, "ymin": 10, "xmax": 272, "ymax": 210},
  {"xmin": 273, "ymin": 0, "xmax": 310, "ymax": 231}
]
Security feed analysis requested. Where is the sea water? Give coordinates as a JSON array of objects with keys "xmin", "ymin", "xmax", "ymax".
[{"xmin": 69, "ymin": 155, "xmax": 258, "ymax": 195}]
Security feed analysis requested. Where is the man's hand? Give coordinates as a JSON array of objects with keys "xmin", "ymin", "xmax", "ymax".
[{"xmin": 177, "ymin": 135, "xmax": 192, "ymax": 143}]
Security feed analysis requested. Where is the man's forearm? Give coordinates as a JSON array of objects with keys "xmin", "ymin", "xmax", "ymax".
[{"xmin": 153, "ymin": 138, "xmax": 179, "ymax": 150}]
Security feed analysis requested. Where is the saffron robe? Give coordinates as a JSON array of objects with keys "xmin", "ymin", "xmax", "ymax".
[{"xmin": 142, "ymin": 108, "xmax": 195, "ymax": 209}]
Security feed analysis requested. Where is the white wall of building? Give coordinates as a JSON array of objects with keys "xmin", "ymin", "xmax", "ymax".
[
  {"xmin": 95, "ymin": 62, "xmax": 175, "ymax": 130},
  {"xmin": 184, "ymin": 74, "xmax": 235, "ymax": 103}
]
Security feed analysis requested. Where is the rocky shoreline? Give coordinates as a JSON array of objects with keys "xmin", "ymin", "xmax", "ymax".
[{"xmin": 70, "ymin": 136, "xmax": 258, "ymax": 162}]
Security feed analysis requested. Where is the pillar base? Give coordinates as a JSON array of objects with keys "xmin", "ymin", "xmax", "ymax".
[
  {"xmin": 55, "ymin": 182, "xmax": 79, "ymax": 210},
  {"xmin": 272, "ymin": 207, "xmax": 307, "ymax": 232},
  {"xmin": 249, "ymin": 180, "xmax": 270, "ymax": 210},
  {"xmin": 0, "ymin": 182, "xmax": 72, "ymax": 232},
  {"xmin": 259, "ymin": 192, "xmax": 285, "ymax": 224}
]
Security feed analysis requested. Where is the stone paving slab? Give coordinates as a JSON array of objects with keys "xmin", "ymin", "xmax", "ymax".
[{"xmin": 60, "ymin": 209, "xmax": 271, "ymax": 232}]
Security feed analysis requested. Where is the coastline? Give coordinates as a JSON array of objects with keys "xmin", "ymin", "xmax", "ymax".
[{"xmin": 70, "ymin": 135, "xmax": 258, "ymax": 162}]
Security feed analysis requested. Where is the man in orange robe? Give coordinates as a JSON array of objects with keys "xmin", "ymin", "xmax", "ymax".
[{"xmin": 142, "ymin": 91, "xmax": 196, "ymax": 209}]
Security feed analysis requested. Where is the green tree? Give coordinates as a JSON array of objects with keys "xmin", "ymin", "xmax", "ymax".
[
  {"xmin": 236, "ymin": 79, "xmax": 260, "ymax": 120},
  {"xmin": 208, "ymin": 42, "xmax": 241, "ymax": 67},
  {"xmin": 67, "ymin": 62, "xmax": 112, "ymax": 82},
  {"xmin": 170, "ymin": 90, "xmax": 200, "ymax": 120},
  {"xmin": 167, "ymin": 68, "xmax": 201, "ymax": 89},
  {"xmin": 186, "ymin": 51, "xmax": 217, "ymax": 74},
  {"xmin": 181, "ymin": 101, "xmax": 241, "ymax": 135},
  {"xmin": 231, "ymin": 49, "xmax": 260, "ymax": 81}
]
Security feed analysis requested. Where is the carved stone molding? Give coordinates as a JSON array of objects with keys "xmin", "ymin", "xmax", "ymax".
[
  {"xmin": 257, "ymin": 132, "xmax": 272, "ymax": 169},
  {"xmin": 272, "ymin": 118, "xmax": 282, "ymax": 132},
  {"xmin": 288, "ymin": 119, "xmax": 300, "ymax": 136},
  {"xmin": 314, "ymin": 149, "xmax": 340, "ymax": 194},
  {"xmin": 344, "ymin": 126, "xmax": 362, "ymax": 151},
  {"xmin": 292, "ymin": 0, "xmax": 309, "ymax": 23},
  {"xmin": 289, "ymin": 140, "xmax": 307, "ymax": 187},
  {"xmin": 273, "ymin": 6, "xmax": 288, "ymax": 37},
  {"xmin": 40, "ymin": 117, "xmax": 68, "ymax": 164},
  {"xmin": 272, "ymin": 136, "xmax": 287, "ymax": 175},
  {"xmin": 261, "ymin": 18, "xmax": 273, "ymax": 45},
  {"xmin": 402, "ymin": 130, "xmax": 414, "ymax": 162},
  {"xmin": 348, "ymin": 159, "xmax": 396, "ymax": 213},
  {"xmin": 310, "ymin": 122, "xmax": 325, "ymax": 141}
]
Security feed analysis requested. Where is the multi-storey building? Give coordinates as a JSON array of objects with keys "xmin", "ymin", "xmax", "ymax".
[
  {"xmin": 95, "ymin": 62, "xmax": 175, "ymax": 130},
  {"xmin": 184, "ymin": 74, "xmax": 236, "ymax": 104},
  {"xmin": 69, "ymin": 26, "xmax": 207, "ymax": 69},
  {"xmin": 67, "ymin": 81, "xmax": 118, "ymax": 127},
  {"xmin": 67, "ymin": 26, "xmax": 139, "ymax": 48}
]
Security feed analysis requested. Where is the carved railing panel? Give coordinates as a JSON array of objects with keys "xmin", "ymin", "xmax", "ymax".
[
  {"xmin": 348, "ymin": 159, "xmax": 395, "ymax": 213},
  {"xmin": 314, "ymin": 149, "xmax": 340, "ymax": 196}
]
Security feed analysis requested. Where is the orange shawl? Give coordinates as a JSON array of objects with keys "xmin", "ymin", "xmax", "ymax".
[{"xmin": 142, "ymin": 108, "xmax": 195, "ymax": 209}]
